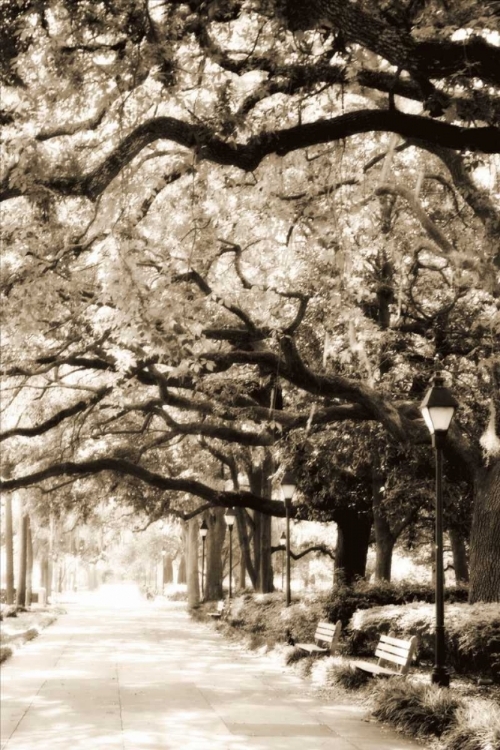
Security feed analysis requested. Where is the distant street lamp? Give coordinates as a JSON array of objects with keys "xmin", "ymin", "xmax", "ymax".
[
  {"xmin": 420, "ymin": 371, "xmax": 458, "ymax": 688},
  {"xmin": 225, "ymin": 507, "xmax": 237, "ymax": 598},
  {"xmin": 280, "ymin": 471, "xmax": 296, "ymax": 607},
  {"xmin": 200, "ymin": 520, "xmax": 208, "ymax": 601},
  {"xmin": 280, "ymin": 531, "xmax": 286, "ymax": 590}
]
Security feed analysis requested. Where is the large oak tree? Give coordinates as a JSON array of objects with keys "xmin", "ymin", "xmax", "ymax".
[{"xmin": 1, "ymin": 0, "xmax": 499, "ymax": 601}]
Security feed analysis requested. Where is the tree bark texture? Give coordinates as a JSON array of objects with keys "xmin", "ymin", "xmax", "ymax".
[
  {"xmin": 186, "ymin": 518, "xmax": 200, "ymax": 608},
  {"xmin": 205, "ymin": 509, "xmax": 225, "ymax": 601},
  {"xmin": 334, "ymin": 511, "xmax": 372, "ymax": 585},
  {"xmin": 4, "ymin": 494, "xmax": 14, "ymax": 604},
  {"xmin": 163, "ymin": 555, "xmax": 174, "ymax": 585},
  {"xmin": 448, "ymin": 528, "xmax": 469, "ymax": 584},
  {"xmin": 16, "ymin": 510, "xmax": 28, "ymax": 607},
  {"xmin": 177, "ymin": 555, "xmax": 186, "ymax": 584},
  {"xmin": 372, "ymin": 466, "xmax": 395, "ymax": 582},
  {"xmin": 25, "ymin": 517, "xmax": 33, "ymax": 607},
  {"xmin": 469, "ymin": 460, "xmax": 500, "ymax": 602}
]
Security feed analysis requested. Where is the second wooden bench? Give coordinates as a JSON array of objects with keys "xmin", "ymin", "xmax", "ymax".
[
  {"xmin": 353, "ymin": 634, "xmax": 417, "ymax": 677},
  {"xmin": 295, "ymin": 620, "xmax": 341, "ymax": 656}
]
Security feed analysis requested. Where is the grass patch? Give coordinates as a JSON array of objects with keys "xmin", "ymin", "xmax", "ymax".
[
  {"xmin": 372, "ymin": 680, "xmax": 462, "ymax": 738},
  {"xmin": 442, "ymin": 700, "xmax": 500, "ymax": 750},
  {"xmin": 326, "ymin": 660, "xmax": 371, "ymax": 690}
]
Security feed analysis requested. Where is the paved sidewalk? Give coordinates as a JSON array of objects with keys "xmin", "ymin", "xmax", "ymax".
[{"xmin": 1, "ymin": 586, "xmax": 421, "ymax": 750}]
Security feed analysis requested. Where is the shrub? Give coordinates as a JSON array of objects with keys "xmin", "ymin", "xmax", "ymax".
[
  {"xmin": 220, "ymin": 592, "xmax": 328, "ymax": 649},
  {"xmin": 323, "ymin": 580, "xmax": 468, "ymax": 629},
  {"xmin": 372, "ymin": 680, "xmax": 461, "ymax": 737},
  {"xmin": 443, "ymin": 700, "xmax": 500, "ymax": 750},
  {"xmin": 349, "ymin": 602, "xmax": 500, "ymax": 679}
]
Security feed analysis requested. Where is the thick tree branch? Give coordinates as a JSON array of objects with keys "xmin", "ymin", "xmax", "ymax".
[
  {"xmin": 2, "ymin": 111, "xmax": 498, "ymax": 202},
  {"xmin": 0, "ymin": 459, "xmax": 287, "ymax": 516}
]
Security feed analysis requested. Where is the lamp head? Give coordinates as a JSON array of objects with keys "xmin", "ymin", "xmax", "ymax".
[
  {"xmin": 280, "ymin": 469, "xmax": 296, "ymax": 502},
  {"xmin": 225, "ymin": 507, "xmax": 237, "ymax": 528},
  {"xmin": 420, "ymin": 371, "xmax": 458, "ymax": 436},
  {"xmin": 199, "ymin": 519, "xmax": 208, "ymax": 538}
]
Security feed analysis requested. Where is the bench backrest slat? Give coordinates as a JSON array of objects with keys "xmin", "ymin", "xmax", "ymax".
[
  {"xmin": 314, "ymin": 621, "xmax": 341, "ymax": 649},
  {"xmin": 380, "ymin": 634, "xmax": 413, "ymax": 649},
  {"xmin": 375, "ymin": 635, "xmax": 417, "ymax": 675},
  {"xmin": 376, "ymin": 641, "xmax": 412, "ymax": 659}
]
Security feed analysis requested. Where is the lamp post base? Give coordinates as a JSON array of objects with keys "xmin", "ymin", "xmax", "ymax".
[{"xmin": 431, "ymin": 667, "xmax": 450, "ymax": 687}]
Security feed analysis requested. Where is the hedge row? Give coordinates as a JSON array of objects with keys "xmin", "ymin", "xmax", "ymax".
[{"xmin": 323, "ymin": 580, "xmax": 469, "ymax": 628}]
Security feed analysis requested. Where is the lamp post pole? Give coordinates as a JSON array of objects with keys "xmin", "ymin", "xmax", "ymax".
[
  {"xmin": 285, "ymin": 500, "xmax": 291, "ymax": 606},
  {"xmin": 280, "ymin": 531, "xmax": 286, "ymax": 590},
  {"xmin": 200, "ymin": 520, "xmax": 208, "ymax": 601},
  {"xmin": 224, "ymin": 508, "xmax": 236, "ymax": 599},
  {"xmin": 280, "ymin": 470, "xmax": 296, "ymax": 608},
  {"xmin": 434, "ymin": 435, "xmax": 447, "ymax": 686},
  {"xmin": 420, "ymin": 371, "xmax": 458, "ymax": 688}
]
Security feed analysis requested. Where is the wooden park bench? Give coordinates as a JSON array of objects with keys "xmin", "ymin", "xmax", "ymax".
[
  {"xmin": 208, "ymin": 600, "xmax": 226, "ymax": 619},
  {"xmin": 295, "ymin": 620, "xmax": 342, "ymax": 656},
  {"xmin": 353, "ymin": 634, "xmax": 418, "ymax": 677}
]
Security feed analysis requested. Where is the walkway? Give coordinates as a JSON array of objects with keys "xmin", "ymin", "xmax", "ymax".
[{"xmin": 1, "ymin": 585, "xmax": 421, "ymax": 750}]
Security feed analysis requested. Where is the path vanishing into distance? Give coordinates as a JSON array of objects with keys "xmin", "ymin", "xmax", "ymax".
[{"xmin": 1, "ymin": 585, "xmax": 421, "ymax": 750}]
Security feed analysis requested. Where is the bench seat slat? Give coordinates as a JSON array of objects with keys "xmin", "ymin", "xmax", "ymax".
[
  {"xmin": 354, "ymin": 660, "xmax": 401, "ymax": 676},
  {"xmin": 295, "ymin": 642, "xmax": 328, "ymax": 654}
]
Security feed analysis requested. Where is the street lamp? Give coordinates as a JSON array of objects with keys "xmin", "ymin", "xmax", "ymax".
[
  {"xmin": 200, "ymin": 520, "xmax": 208, "ymax": 601},
  {"xmin": 280, "ymin": 470, "xmax": 296, "ymax": 606},
  {"xmin": 420, "ymin": 371, "xmax": 458, "ymax": 688},
  {"xmin": 225, "ymin": 507, "xmax": 236, "ymax": 598},
  {"xmin": 280, "ymin": 531, "xmax": 286, "ymax": 590}
]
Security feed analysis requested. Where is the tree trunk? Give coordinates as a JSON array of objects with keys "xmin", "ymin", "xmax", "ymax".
[
  {"xmin": 372, "ymin": 468, "xmax": 395, "ymax": 582},
  {"xmin": 236, "ymin": 507, "xmax": 257, "ymax": 589},
  {"xmin": 186, "ymin": 518, "xmax": 200, "ymax": 608},
  {"xmin": 239, "ymin": 553, "xmax": 246, "ymax": 590},
  {"xmin": 259, "ymin": 512, "xmax": 274, "ymax": 593},
  {"xmin": 25, "ymin": 517, "xmax": 33, "ymax": 607},
  {"xmin": 374, "ymin": 533, "xmax": 395, "ymax": 582},
  {"xmin": 469, "ymin": 460, "xmax": 500, "ymax": 602},
  {"xmin": 205, "ymin": 509, "xmax": 225, "ymax": 601},
  {"xmin": 334, "ymin": 511, "xmax": 371, "ymax": 586},
  {"xmin": 40, "ymin": 555, "xmax": 50, "ymax": 595},
  {"xmin": 16, "ymin": 510, "xmax": 28, "ymax": 607},
  {"xmin": 177, "ymin": 555, "xmax": 186, "ymax": 584},
  {"xmin": 5, "ymin": 494, "xmax": 14, "ymax": 604},
  {"xmin": 448, "ymin": 527, "xmax": 469, "ymax": 584},
  {"xmin": 163, "ymin": 555, "xmax": 173, "ymax": 584},
  {"xmin": 251, "ymin": 454, "xmax": 275, "ymax": 593}
]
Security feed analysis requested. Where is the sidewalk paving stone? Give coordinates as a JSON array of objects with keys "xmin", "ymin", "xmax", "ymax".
[{"xmin": 0, "ymin": 586, "xmax": 423, "ymax": 750}]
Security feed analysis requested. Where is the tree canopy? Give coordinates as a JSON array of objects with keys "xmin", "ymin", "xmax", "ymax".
[{"xmin": 1, "ymin": 0, "xmax": 499, "ymax": 601}]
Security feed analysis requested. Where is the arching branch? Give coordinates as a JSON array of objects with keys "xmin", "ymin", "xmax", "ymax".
[{"xmin": 2, "ymin": 111, "xmax": 498, "ymax": 202}]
